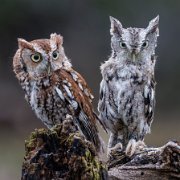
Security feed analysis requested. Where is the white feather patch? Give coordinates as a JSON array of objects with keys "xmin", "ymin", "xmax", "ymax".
[
  {"xmin": 71, "ymin": 72, "xmax": 78, "ymax": 81},
  {"xmin": 63, "ymin": 84, "xmax": 73, "ymax": 98},
  {"xmin": 55, "ymin": 87, "xmax": 65, "ymax": 100}
]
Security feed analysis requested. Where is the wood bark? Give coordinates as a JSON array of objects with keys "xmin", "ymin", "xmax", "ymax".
[
  {"xmin": 21, "ymin": 117, "xmax": 108, "ymax": 180},
  {"xmin": 21, "ymin": 116, "xmax": 179, "ymax": 180},
  {"xmin": 108, "ymin": 141, "xmax": 180, "ymax": 180}
]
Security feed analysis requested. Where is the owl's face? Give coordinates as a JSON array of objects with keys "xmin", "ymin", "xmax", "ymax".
[
  {"xmin": 17, "ymin": 33, "xmax": 67, "ymax": 79},
  {"xmin": 110, "ymin": 16, "xmax": 159, "ymax": 63}
]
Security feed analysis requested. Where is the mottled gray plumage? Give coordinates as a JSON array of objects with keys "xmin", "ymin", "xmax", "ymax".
[{"xmin": 98, "ymin": 16, "xmax": 159, "ymax": 156}]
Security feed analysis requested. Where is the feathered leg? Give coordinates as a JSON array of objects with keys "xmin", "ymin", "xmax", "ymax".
[{"xmin": 107, "ymin": 131, "xmax": 123, "ymax": 157}]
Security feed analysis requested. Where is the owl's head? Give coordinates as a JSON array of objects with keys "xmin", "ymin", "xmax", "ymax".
[
  {"xmin": 14, "ymin": 33, "xmax": 71, "ymax": 79},
  {"xmin": 110, "ymin": 16, "xmax": 159, "ymax": 63}
]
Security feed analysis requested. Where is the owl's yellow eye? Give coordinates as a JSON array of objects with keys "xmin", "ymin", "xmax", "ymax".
[
  {"xmin": 52, "ymin": 50, "xmax": 59, "ymax": 60},
  {"xmin": 31, "ymin": 53, "xmax": 42, "ymax": 62}
]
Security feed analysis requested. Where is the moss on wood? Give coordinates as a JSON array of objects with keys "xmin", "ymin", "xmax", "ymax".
[{"xmin": 22, "ymin": 118, "xmax": 108, "ymax": 180}]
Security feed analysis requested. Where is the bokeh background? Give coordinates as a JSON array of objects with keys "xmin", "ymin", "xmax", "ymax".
[{"xmin": 0, "ymin": 0, "xmax": 180, "ymax": 179}]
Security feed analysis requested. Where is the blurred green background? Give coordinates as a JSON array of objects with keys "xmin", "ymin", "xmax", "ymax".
[{"xmin": 0, "ymin": 0, "xmax": 180, "ymax": 179}]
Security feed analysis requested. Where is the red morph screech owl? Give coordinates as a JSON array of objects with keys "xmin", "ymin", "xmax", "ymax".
[{"xmin": 13, "ymin": 33, "xmax": 104, "ymax": 153}]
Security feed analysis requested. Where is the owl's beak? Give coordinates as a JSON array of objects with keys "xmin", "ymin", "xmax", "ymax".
[
  {"xmin": 132, "ymin": 53, "xmax": 136, "ymax": 62},
  {"xmin": 131, "ymin": 47, "xmax": 139, "ymax": 62},
  {"xmin": 47, "ymin": 64, "xmax": 51, "ymax": 75},
  {"xmin": 131, "ymin": 51, "xmax": 139, "ymax": 62}
]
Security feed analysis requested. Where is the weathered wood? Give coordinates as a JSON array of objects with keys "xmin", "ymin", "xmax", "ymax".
[
  {"xmin": 108, "ymin": 141, "xmax": 180, "ymax": 180},
  {"xmin": 21, "ymin": 116, "xmax": 179, "ymax": 180},
  {"xmin": 21, "ymin": 117, "xmax": 108, "ymax": 180}
]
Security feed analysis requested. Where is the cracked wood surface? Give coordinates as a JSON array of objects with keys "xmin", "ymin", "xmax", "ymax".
[{"xmin": 108, "ymin": 141, "xmax": 180, "ymax": 180}]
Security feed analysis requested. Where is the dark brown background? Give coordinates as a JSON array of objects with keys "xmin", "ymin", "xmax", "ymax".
[{"xmin": 0, "ymin": 0, "xmax": 179, "ymax": 179}]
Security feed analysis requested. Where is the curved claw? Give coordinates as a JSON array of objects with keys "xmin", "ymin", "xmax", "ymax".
[
  {"xmin": 126, "ymin": 139, "xmax": 137, "ymax": 157},
  {"xmin": 125, "ymin": 139, "xmax": 146, "ymax": 157},
  {"xmin": 107, "ymin": 142, "xmax": 123, "ymax": 158}
]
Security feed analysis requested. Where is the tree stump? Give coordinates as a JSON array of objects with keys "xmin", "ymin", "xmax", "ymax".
[
  {"xmin": 21, "ymin": 116, "xmax": 179, "ymax": 180},
  {"xmin": 21, "ymin": 117, "xmax": 108, "ymax": 180}
]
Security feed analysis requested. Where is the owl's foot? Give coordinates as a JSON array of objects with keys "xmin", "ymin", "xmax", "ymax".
[
  {"xmin": 107, "ymin": 142, "xmax": 123, "ymax": 157},
  {"xmin": 125, "ymin": 139, "xmax": 136, "ymax": 157},
  {"xmin": 136, "ymin": 140, "xmax": 146, "ymax": 152},
  {"xmin": 125, "ymin": 139, "xmax": 146, "ymax": 157}
]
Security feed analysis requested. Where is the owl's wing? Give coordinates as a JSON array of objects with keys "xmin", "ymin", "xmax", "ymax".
[
  {"xmin": 98, "ymin": 80, "xmax": 107, "ymax": 119},
  {"xmin": 144, "ymin": 79, "xmax": 156, "ymax": 126},
  {"xmin": 55, "ymin": 68, "xmax": 104, "ymax": 152},
  {"xmin": 68, "ymin": 69, "xmax": 107, "ymax": 132}
]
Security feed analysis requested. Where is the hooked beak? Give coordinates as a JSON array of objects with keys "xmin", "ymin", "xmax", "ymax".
[
  {"xmin": 131, "ymin": 49, "xmax": 138, "ymax": 62},
  {"xmin": 47, "ymin": 63, "xmax": 51, "ymax": 75},
  {"xmin": 132, "ymin": 53, "xmax": 136, "ymax": 62}
]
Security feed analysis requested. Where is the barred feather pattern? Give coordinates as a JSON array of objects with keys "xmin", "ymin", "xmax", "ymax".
[
  {"xmin": 13, "ymin": 34, "xmax": 103, "ymax": 153},
  {"xmin": 98, "ymin": 16, "xmax": 159, "ymax": 156},
  {"xmin": 98, "ymin": 56, "xmax": 156, "ymax": 147}
]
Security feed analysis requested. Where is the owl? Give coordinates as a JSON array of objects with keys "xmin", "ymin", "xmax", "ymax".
[
  {"xmin": 98, "ymin": 16, "xmax": 159, "ymax": 157},
  {"xmin": 13, "ymin": 33, "xmax": 104, "ymax": 153}
]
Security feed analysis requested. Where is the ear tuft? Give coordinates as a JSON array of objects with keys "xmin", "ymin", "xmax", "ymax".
[
  {"xmin": 109, "ymin": 16, "xmax": 123, "ymax": 36},
  {"xmin": 146, "ymin": 15, "xmax": 159, "ymax": 36},
  {"xmin": 50, "ymin": 33, "xmax": 63, "ymax": 46},
  {"xmin": 18, "ymin": 38, "xmax": 32, "ymax": 49}
]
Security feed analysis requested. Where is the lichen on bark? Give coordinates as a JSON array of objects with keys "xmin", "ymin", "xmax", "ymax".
[
  {"xmin": 21, "ymin": 116, "xmax": 179, "ymax": 180},
  {"xmin": 21, "ymin": 118, "xmax": 108, "ymax": 180}
]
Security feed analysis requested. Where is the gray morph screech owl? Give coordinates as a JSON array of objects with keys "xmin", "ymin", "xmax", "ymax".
[
  {"xmin": 13, "ymin": 33, "xmax": 103, "ymax": 152},
  {"xmin": 98, "ymin": 16, "xmax": 159, "ymax": 156}
]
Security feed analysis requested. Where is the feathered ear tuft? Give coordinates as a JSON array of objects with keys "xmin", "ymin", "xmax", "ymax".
[
  {"xmin": 50, "ymin": 33, "xmax": 63, "ymax": 46},
  {"xmin": 109, "ymin": 16, "xmax": 123, "ymax": 36},
  {"xmin": 146, "ymin": 15, "xmax": 159, "ymax": 36},
  {"xmin": 18, "ymin": 38, "xmax": 33, "ymax": 49}
]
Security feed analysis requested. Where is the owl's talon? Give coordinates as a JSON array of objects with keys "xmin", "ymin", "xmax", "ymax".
[
  {"xmin": 136, "ymin": 140, "xmax": 146, "ymax": 152},
  {"xmin": 125, "ymin": 139, "xmax": 137, "ymax": 157},
  {"xmin": 126, "ymin": 139, "xmax": 146, "ymax": 157},
  {"xmin": 107, "ymin": 142, "xmax": 123, "ymax": 157}
]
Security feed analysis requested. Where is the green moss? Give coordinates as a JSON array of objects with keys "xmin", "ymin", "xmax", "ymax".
[{"xmin": 21, "ymin": 121, "xmax": 108, "ymax": 180}]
